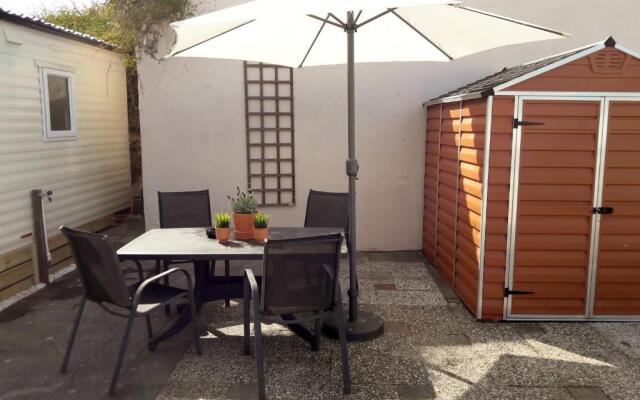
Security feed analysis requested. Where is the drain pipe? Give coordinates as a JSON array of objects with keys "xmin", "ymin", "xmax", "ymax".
[{"xmin": 31, "ymin": 189, "xmax": 53, "ymax": 284}]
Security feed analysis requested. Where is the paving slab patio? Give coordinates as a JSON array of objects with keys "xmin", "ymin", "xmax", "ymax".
[{"xmin": 1, "ymin": 218, "xmax": 640, "ymax": 400}]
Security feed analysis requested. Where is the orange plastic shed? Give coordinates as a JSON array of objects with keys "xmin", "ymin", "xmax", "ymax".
[{"xmin": 422, "ymin": 37, "xmax": 640, "ymax": 321}]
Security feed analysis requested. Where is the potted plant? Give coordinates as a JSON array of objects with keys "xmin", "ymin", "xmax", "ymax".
[
  {"xmin": 214, "ymin": 212, "xmax": 231, "ymax": 243},
  {"xmin": 253, "ymin": 213, "xmax": 270, "ymax": 243},
  {"xmin": 227, "ymin": 186, "xmax": 258, "ymax": 240}
]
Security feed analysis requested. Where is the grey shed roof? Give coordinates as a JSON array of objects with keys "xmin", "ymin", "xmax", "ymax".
[
  {"xmin": 0, "ymin": 7, "xmax": 115, "ymax": 50},
  {"xmin": 426, "ymin": 38, "xmax": 617, "ymax": 105}
]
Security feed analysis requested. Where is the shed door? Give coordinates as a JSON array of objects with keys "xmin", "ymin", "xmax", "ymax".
[
  {"xmin": 591, "ymin": 100, "xmax": 640, "ymax": 316},
  {"xmin": 508, "ymin": 99, "xmax": 601, "ymax": 317}
]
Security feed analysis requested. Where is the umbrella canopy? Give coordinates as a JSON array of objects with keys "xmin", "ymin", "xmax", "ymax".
[
  {"xmin": 169, "ymin": 0, "xmax": 567, "ymax": 66},
  {"xmin": 167, "ymin": 0, "xmax": 567, "ymax": 342}
]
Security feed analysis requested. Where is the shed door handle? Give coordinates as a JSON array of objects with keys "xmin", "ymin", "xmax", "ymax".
[{"xmin": 593, "ymin": 207, "xmax": 614, "ymax": 215}]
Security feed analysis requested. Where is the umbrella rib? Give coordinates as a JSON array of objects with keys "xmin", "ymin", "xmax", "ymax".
[
  {"xmin": 328, "ymin": 13, "xmax": 346, "ymax": 27},
  {"xmin": 353, "ymin": 10, "xmax": 363, "ymax": 25},
  {"xmin": 308, "ymin": 14, "xmax": 344, "ymax": 29},
  {"xmin": 453, "ymin": 5, "xmax": 569, "ymax": 37},
  {"xmin": 170, "ymin": 19, "xmax": 255, "ymax": 57},
  {"xmin": 356, "ymin": 8, "xmax": 396, "ymax": 29},
  {"xmin": 299, "ymin": 15, "xmax": 329, "ymax": 68},
  {"xmin": 390, "ymin": 10, "xmax": 453, "ymax": 61}
]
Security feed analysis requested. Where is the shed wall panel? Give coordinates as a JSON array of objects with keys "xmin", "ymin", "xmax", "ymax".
[
  {"xmin": 452, "ymin": 98, "xmax": 485, "ymax": 314},
  {"xmin": 423, "ymin": 98, "xmax": 486, "ymax": 316},
  {"xmin": 435, "ymin": 103, "xmax": 460, "ymax": 283},
  {"xmin": 482, "ymin": 96, "xmax": 514, "ymax": 320},
  {"xmin": 423, "ymin": 105, "xmax": 441, "ymax": 263},
  {"xmin": 593, "ymin": 101, "xmax": 640, "ymax": 315},
  {"xmin": 510, "ymin": 100, "xmax": 600, "ymax": 316}
]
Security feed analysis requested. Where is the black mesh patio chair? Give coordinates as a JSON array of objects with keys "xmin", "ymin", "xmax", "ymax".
[
  {"xmin": 304, "ymin": 189, "xmax": 354, "ymax": 300},
  {"xmin": 158, "ymin": 189, "xmax": 212, "ymax": 229},
  {"xmin": 304, "ymin": 189, "xmax": 349, "ymax": 238},
  {"xmin": 59, "ymin": 226, "xmax": 201, "ymax": 396},
  {"xmin": 157, "ymin": 190, "xmax": 218, "ymax": 310},
  {"xmin": 242, "ymin": 234, "xmax": 350, "ymax": 400}
]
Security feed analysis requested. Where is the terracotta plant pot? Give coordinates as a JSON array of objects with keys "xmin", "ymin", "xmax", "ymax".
[
  {"xmin": 253, "ymin": 227, "xmax": 269, "ymax": 243},
  {"xmin": 233, "ymin": 212, "xmax": 256, "ymax": 240},
  {"xmin": 215, "ymin": 227, "xmax": 231, "ymax": 243}
]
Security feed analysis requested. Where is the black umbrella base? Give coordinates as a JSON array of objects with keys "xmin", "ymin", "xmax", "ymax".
[{"xmin": 322, "ymin": 310, "xmax": 384, "ymax": 342}]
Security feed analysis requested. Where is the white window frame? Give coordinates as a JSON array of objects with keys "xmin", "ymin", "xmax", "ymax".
[{"xmin": 40, "ymin": 67, "xmax": 77, "ymax": 141}]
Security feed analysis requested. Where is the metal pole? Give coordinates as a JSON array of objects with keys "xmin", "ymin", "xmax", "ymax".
[
  {"xmin": 346, "ymin": 11, "xmax": 358, "ymax": 322},
  {"xmin": 323, "ymin": 11, "xmax": 384, "ymax": 342},
  {"xmin": 31, "ymin": 189, "xmax": 51, "ymax": 284}
]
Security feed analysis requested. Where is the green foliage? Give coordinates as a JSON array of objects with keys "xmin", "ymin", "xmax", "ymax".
[
  {"xmin": 39, "ymin": 0, "xmax": 193, "ymax": 68},
  {"xmin": 109, "ymin": 0, "xmax": 193, "ymax": 61},
  {"xmin": 214, "ymin": 212, "xmax": 231, "ymax": 228},
  {"xmin": 254, "ymin": 213, "xmax": 270, "ymax": 228},
  {"xmin": 227, "ymin": 187, "xmax": 258, "ymax": 214}
]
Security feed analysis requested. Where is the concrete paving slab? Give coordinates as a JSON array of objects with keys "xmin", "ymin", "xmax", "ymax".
[
  {"xmin": 385, "ymin": 322, "xmax": 411, "ymax": 336},
  {"xmin": 591, "ymin": 322, "xmax": 640, "ymax": 359},
  {"xmin": 397, "ymin": 383, "xmax": 436, "ymax": 400},
  {"xmin": 566, "ymin": 386, "xmax": 611, "ymax": 400},
  {"xmin": 373, "ymin": 283, "xmax": 397, "ymax": 291},
  {"xmin": 376, "ymin": 290, "xmax": 447, "ymax": 307},
  {"xmin": 393, "ymin": 277, "xmax": 440, "ymax": 291}
]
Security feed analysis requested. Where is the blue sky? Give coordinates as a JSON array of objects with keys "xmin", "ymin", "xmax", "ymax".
[{"xmin": 0, "ymin": 0, "xmax": 102, "ymax": 16}]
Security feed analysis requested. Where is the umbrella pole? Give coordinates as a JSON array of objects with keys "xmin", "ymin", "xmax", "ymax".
[
  {"xmin": 323, "ymin": 11, "xmax": 384, "ymax": 342},
  {"xmin": 346, "ymin": 11, "xmax": 357, "ymax": 323}
]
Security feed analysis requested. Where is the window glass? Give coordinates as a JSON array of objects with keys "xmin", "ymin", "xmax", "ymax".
[{"xmin": 47, "ymin": 74, "xmax": 72, "ymax": 131}]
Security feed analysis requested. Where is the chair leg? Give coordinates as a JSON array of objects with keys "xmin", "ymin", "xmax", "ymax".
[
  {"xmin": 145, "ymin": 314, "xmax": 156, "ymax": 352},
  {"xmin": 336, "ymin": 303, "xmax": 351, "ymax": 395},
  {"xmin": 61, "ymin": 295, "xmax": 87, "ymax": 373},
  {"xmin": 144, "ymin": 315, "xmax": 154, "ymax": 343},
  {"xmin": 224, "ymin": 259, "xmax": 230, "ymax": 307},
  {"xmin": 253, "ymin": 294, "xmax": 266, "ymax": 400},
  {"xmin": 163, "ymin": 260, "xmax": 171, "ymax": 315},
  {"xmin": 188, "ymin": 292, "xmax": 202, "ymax": 355},
  {"xmin": 108, "ymin": 311, "xmax": 136, "ymax": 396},
  {"xmin": 312, "ymin": 312, "xmax": 322, "ymax": 352},
  {"xmin": 243, "ymin": 278, "xmax": 251, "ymax": 356}
]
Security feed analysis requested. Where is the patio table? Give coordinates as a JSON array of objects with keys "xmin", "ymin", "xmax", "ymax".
[{"xmin": 117, "ymin": 227, "xmax": 346, "ymax": 349}]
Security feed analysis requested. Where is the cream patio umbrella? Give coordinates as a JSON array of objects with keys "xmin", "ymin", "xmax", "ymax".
[{"xmin": 167, "ymin": 0, "xmax": 567, "ymax": 341}]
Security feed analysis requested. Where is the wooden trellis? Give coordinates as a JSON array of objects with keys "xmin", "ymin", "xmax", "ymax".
[{"xmin": 243, "ymin": 62, "xmax": 295, "ymax": 206}]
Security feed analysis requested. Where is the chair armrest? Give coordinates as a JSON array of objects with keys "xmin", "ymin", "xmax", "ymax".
[
  {"xmin": 132, "ymin": 267, "xmax": 193, "ymax": 308},
  {"xmin": 334, "ymin": 281, "xmax": 344, "ymax": 306},
  {"xmin": 243, "ymin": 268, "xmax": 259, "ymax": 297}
]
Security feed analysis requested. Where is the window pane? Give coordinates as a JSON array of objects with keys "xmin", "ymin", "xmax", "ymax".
[{"xmin": 47, "ymin": 74, "xmax": 71, "ymax": 131}]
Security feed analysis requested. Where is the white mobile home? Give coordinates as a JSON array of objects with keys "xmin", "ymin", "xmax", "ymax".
[
  {"xmin": 138, "ymin": 0, "xmax": 639, "ymax": 252},
  {"xmin": 0, "ymin": 9, "xmax": 131, "ymax": 300}
]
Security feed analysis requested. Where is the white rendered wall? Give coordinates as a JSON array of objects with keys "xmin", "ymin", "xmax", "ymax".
[{"xmin": 138, "ymin": 0, "xmax": 640, "ymax": 250}]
